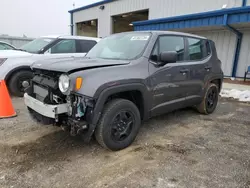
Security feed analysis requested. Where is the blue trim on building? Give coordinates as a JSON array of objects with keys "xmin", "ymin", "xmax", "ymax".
[
  {"xmin": 223, "ymin": 16, "xmax": 243, "ymax": 77},
  {"xmin": 232, "ymin": 34, "xmax": 243, "ymax": 77},
  {"xmin": 133, "ymin": 6, "xmax": 250, "ymax": 30},
  {"xmin": 70, "ymin": 13, "xmax": 73, "ymax": 35},
  {"xmin": 69, "ymin": 0, "xmax": 117, "ymax": 13},
  {"xmin": 242, "ymin": 0, "xmax": 248, "ymax": 6}
]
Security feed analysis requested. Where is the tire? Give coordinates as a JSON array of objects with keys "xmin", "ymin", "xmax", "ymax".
[
  {"xmin": 95, "ymin": 99, "xmax": 141, "ymax": 151},
  {"xmin": 8, "ymin": 70, "xmax": 33, "ymax": 97},
  {"xmin": 27, "ymin": 107, "xmax": 55, "ymax": 125},
  {"xmin": 196, "ymin": 83, "xmax": 219, "ymax": 115}
]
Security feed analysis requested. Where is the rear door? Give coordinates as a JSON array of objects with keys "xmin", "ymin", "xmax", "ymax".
[
  {"xmin": 43, "ymin": 39, "xmax": 79, "ymax": 58},
  {"xmin": 43, "ymin": 39, "xmax": 97, "ymax": 58},
  {"xmin": 76, "ymin": 39, "xmax": 97, "ymax": 54},
  {"xmin": 184, "ymin": 37, "xmax": 212, "ymax": 105},
  {"xmin": 149, "ymin": 35, "xmax": 191, "ymax": 117}
]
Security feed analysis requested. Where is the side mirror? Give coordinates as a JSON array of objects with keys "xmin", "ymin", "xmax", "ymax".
[
  {"xmin": 44, "ymin": 48, "xmax": 51, "ymax": 54},
  {"xmin": 158, "ymin": 51, "xmax": 177, "ymax": 66}
]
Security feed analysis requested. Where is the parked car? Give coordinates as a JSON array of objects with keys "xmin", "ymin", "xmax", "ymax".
[
  {"xmin": 24, "ymin": 31, "xmax": 224, "ymax": 151},
  {"xmin": 0, "ymin": 35, "xmax": 100, "ymax": 96},
  {"xmin": 0, "ymin": 41, "xmax": 16, "ymax": 50}
]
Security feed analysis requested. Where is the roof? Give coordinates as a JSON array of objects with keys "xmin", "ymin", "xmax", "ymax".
[
  {"xmin": 124, "ymin": 30, "xmax": 207, "ymax": 39},
  {"xmin": 148, "ymin": 30, "xmax": 207, "ymax": 39},
  {"xmin": 41, "ymin": 35, "xmax": 101, "ymax": 41},
  {"xmin": 133, "ymin": 6, "xmax": 250, "ymax": 31},
  {"xmin": 69, "ymin": 0, "xmax": 117, "ymax": 13}
]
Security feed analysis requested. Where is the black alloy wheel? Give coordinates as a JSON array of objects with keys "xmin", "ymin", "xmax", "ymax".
[
  {"xmin": 196, "ymin": 83, "xmax": 219, "ymax": 114},
  {"xmin": 111, "ymin": 111, "xmax": 135, "ymax": 142},
  {"xmin": 95, "ymin": 99, "xmax": 141, "ymax": 151}
]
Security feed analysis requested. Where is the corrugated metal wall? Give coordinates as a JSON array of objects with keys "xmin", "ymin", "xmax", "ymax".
[
  {"xmin": 194, "ymin": 30, "xmax": 250, "ymax": 78},
  {"xmin": 73, "ymin": 0, "xmax": 241, "ymax": 37},
  {"xmin": 194, "ymin": 31, "xmax": 237, "ymax": 77},
  {"xmin": 237, "ymin": 30, "xmax": 250, "ymax": 78}
]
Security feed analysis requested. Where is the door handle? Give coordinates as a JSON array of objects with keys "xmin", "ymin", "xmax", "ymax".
[
  {"xmin": 205, "ymin": 66, "xmax": 212, "ymax": 71},
  {"xmin": 180, "ymin": 69, "xmax": 189, "ymax": 74}
]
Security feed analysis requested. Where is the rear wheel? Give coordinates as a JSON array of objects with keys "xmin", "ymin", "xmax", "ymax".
[
  {"xmin": 196, "ymin": 83, "xmax": 219, "ymax": 114},
  {"xmin": 8, "ymin": 70, "xmax": 33, "ymax": 97},
  {"xmin": 95, "ymin": 99, "xmax": 141, "ymax": 151}
]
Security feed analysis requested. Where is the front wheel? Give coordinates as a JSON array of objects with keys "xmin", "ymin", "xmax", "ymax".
[
  {"xmin": 8, "ymin": 70, "xmax": 33, "ymax": 97},
  {"xmin": 196, "ymin": 83, "xmax": 219, "ymax": 114},
  {"xmin": 95, "ymin": 99, "xmax": 141, "ymax": 151}
]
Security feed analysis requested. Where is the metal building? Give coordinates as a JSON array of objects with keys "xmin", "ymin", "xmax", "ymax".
[{"xmin": 69, "ymin": 0, "xmax": 250, "ymax": 78}]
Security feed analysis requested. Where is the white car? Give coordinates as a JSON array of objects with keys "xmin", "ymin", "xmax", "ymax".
[
  {"xmin": 0, "ymin": 35, "xmax": 100, "ymax": 96},
  {"xmin": 0, "ymin": 41, "xmax": 16, "ymax": 50}
]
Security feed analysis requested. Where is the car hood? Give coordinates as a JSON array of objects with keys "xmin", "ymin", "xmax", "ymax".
[
  {"xmin": 0, "ymin": 50, "xmax": 32, "ymax": 58},
  {"xmin": 32, "ymin": 57, "xmax": 130, "ymax": 73}
]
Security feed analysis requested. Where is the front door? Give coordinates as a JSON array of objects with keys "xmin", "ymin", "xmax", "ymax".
[{"xmin": 149, "ymin": 35, "xmax": 190, "ymax": 117}]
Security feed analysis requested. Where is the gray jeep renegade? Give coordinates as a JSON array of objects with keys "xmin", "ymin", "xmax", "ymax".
[{"xmin": 24, "ymin": 31, "xmax": 224, "ymax": 151}]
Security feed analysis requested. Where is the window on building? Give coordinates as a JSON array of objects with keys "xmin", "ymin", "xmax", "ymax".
[
  {"xmin": 50, "ymin": 40, "xmax": 76, "ymax": 54},
  {"xmin": 151, "ymin": 36, "xmax": 185, "ymax": 62},
  {"xmin": 77, "ymin": 40, "xmax": 97, "ymax": 53}
]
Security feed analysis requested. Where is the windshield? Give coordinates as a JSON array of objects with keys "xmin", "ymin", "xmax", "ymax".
[
  {"xmin": 20, "ymin": 38, "xmax": 54, "ymax": 53},
  {"xmin": 86, "ymin": 32, "xmax": 151, "ymax": 60}
]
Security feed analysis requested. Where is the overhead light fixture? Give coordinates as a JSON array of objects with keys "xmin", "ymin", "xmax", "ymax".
[
  {"xmin": 91, "ymin": 20, "xmax": 96, "ymax": 26},
  {"xmin": 222, "ymin": 4, "xmax": 227, "ymax": 9},
  {"xmin": 99, "ymin": 5, "xmax": 105, "ymax": 10},
  {"xmin": 129, "ymin": 23, "xmax": 133, "ymax": 26}
]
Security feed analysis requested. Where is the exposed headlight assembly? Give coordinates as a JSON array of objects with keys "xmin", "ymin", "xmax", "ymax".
[
  {"xmin": 58, "ymin": 74, "xmax": 70, "ymax": 94},
  {"xmin": 0, "ymin": 58, "xmax": 7, "ymax": 66}
]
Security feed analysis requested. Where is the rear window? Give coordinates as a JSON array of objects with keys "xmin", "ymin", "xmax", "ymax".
[
  {"xmin": 77, "ymin": 40, "xmax": 97, "ymax": 53},
  {"xmin": 187, "ymin": 38, "xmax": 211, "ymax": 61}
]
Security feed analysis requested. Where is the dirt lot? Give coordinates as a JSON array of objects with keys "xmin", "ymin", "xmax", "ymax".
[{"xmin": 0, "ymin": 98, "xmax": 250, "ymax": 188}]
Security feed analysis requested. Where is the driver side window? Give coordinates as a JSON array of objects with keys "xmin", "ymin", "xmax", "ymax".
[
  {"xmin": 47, "ymin": 39, "xmax": 76, "ymax": 54},
  {"xmin": 151, "ymin": 36, "xmax": 185, "ymax": 62},
  {"xmin": 0, "ymin": 43, "xmax": 13, "ymax": 50}
]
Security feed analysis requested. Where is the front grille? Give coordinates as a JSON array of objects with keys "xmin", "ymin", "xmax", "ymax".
[{"xmin": 31, "ymin": 70, "xmax": 66, "ymax": 104}]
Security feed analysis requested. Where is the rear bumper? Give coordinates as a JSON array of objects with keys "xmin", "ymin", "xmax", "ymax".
[{"xmin": 24, "ymin": 93, "xmax": 68, "ymax": 119}]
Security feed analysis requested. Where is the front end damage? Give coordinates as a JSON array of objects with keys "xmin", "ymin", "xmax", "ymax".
[
  {"xmin": 24, "ymin": 70, "xmax": 97, "ymax": 142},
  {"xmin": 64, "ymin": 94, "xmax": 95, "ymax": 138}
]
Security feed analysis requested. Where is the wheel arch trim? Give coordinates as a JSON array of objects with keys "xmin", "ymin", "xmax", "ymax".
[
  {"xmin": 92, "ymin": 83, "xmax": 151, "ymax": 125},
  {"xmin": 5, "ymin": 66, "xmax": 32, "ymax": 82}
]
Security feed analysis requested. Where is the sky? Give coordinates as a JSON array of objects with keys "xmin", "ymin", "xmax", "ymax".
[{"xmin": 0, "ymin": 0, "xmax": 99, "ymax": 38}]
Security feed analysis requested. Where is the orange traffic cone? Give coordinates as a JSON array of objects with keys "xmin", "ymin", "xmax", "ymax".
[{"xmin": 0, "ymin": 80, "xmax": 16, "ymax": 118}]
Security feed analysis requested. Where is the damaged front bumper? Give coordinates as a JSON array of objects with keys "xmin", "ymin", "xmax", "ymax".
[
  {"xmin": 24, "ymin": 93, "xmax": 68, "ymax": 119},
  {"xmin": 24, "ymin": 92, "xmax": 96, "ymax": 142}
]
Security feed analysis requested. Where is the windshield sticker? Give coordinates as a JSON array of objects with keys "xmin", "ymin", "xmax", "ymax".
[
  {"xmin": 131, "ymin": 36, "xmax": 149, "ymax": 41},
  {"xmin": 44, "ymin": 39, "xmax": 52, "ymax": 42}
]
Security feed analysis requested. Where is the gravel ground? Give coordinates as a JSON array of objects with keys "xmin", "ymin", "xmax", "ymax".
[{"xmin": 0, "ymin": 97, "xmax": 250, "ymax": 188}]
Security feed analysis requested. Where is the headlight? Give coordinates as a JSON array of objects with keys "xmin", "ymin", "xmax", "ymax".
[
  {"xmin": 58, "ymin": 74, "xmax": 70, "ymax": 94},
  {"xmin": 0, "ymin": 58, "xmax": 7, "ymax": 66}
]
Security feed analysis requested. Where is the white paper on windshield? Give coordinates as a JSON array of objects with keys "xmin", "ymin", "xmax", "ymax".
[
  {"xmin": 131, "ymin": 36, "xmax": 149, "ymax": 41},
  {"xmin": 44, "ymin": 39, "xmax": 52, "ymax": 42}
]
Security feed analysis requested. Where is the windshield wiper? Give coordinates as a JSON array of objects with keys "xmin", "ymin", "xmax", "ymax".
[{"xmin": 15, "ymin": 48, "xmax": 27, "ymax": 52}]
